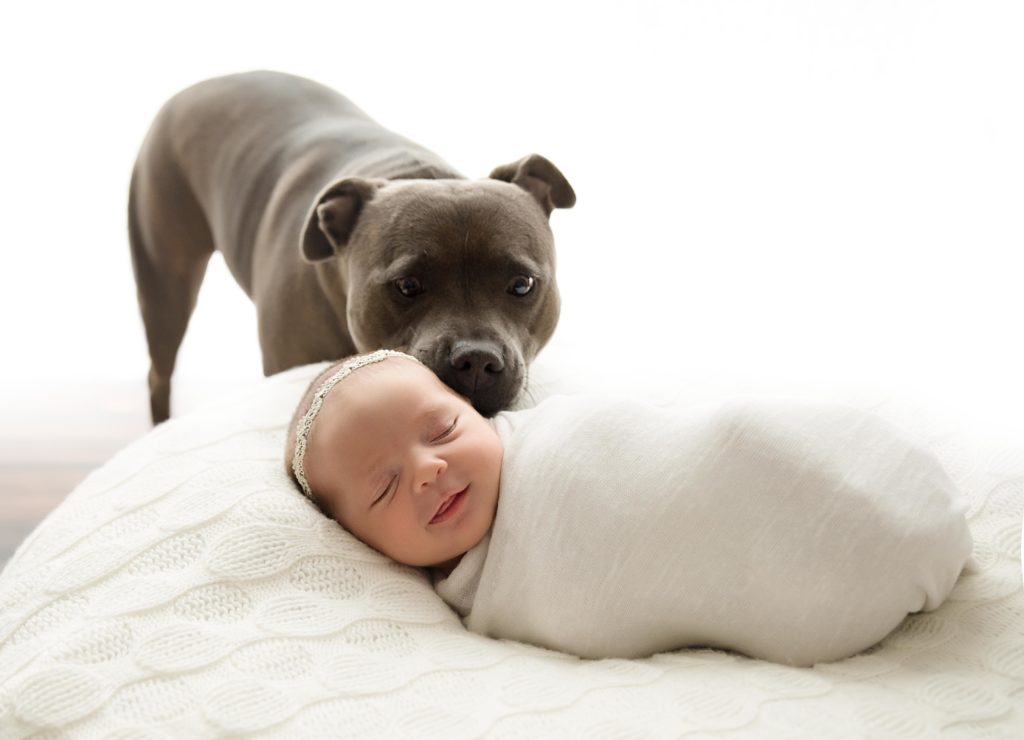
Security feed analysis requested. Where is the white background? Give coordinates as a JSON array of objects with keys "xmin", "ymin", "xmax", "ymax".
[{"xmin": 3, "ymin": 1, "xmax": 1022, "ymax": 438}]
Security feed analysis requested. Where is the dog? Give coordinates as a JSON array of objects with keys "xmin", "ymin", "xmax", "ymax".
[{"xmin": 129, "ymin": 70, "xmax": 574, "ymax": 423}]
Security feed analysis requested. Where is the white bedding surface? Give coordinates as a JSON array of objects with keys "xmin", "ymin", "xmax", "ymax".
[{"xmin": 1, "ymin": 365, "xmax": 1022, "ymax": 738}]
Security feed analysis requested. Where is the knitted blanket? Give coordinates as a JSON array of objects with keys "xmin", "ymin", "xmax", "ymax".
[
  {"xmin": 5, "ymin": 366, "xmax": 1019, "ymax": 737},
  {"xmin": 436, "ymin": 395, "xmax": 972, "ymax": 666}
]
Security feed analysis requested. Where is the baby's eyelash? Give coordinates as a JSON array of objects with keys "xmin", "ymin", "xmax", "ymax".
[
  {"xmin": 434, "ymin": 418, "xmax": 458, "ymax": 442},
  {"xmin": 373, "ymin": 477, "xmax": 396, "ymax": 506}
]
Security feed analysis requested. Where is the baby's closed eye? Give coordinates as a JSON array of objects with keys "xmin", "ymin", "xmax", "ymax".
[
  {"xmin": 432, "ymin": 417, "xmax": 458, "ymax": 443},
  {"xmin": 372, "ymin": 476, "xmax": 397, "ymax": 506}
]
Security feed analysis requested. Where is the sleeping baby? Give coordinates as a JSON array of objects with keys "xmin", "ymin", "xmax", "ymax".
[{"xmin": 285, "ymin": 349, "xmax": 972, "ymax": 667}]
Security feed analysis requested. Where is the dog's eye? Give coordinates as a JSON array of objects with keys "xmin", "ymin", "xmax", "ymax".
[
  {"xmin": 507, "ymin": 276, "xmax": 536, "ymax": 297},
  {"xmin": 394, "ymin": 277, "xmax": 424, "ymax": 297}
]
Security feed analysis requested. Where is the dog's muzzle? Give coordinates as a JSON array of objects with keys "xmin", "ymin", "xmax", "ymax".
[{"xmin": 430, "ymin": 339, "xmax": 521, "ymax": 417}]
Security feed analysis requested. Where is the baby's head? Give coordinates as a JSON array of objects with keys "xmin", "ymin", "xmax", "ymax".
[{"xmin": 285, "ymin": 350, "xmax": 503, "ymax": 571}]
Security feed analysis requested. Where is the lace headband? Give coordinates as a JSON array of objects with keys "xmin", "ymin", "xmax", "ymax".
[{"xmin": 292, "ymin": 349, "xmax": 421, "ymax": 501}]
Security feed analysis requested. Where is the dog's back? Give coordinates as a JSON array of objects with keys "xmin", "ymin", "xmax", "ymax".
[
  {"xmin": 135, "ymin": 71, "xmax": 459, "ymax": 283},
  {"xmin": 129, "ymin": 71, "xmax": 571, "ymax": 425}
]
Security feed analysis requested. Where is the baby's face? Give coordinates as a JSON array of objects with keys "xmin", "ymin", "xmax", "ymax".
[{"xmin": 305, "ymin": 357, "xmax": 502, "ymax": 570}]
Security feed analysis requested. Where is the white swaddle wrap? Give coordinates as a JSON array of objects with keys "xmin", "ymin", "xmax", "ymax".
[{"xmin": 435, "ymin": 395, "xmax": 972, "ymax": 666}]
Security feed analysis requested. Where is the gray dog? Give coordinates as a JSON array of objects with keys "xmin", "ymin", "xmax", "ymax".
[{"xmin": 129, "ymin": 71, "xmax": 575, "ymax": 423}]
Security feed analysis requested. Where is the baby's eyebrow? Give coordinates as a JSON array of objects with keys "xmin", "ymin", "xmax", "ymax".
[{"xmin": 409, "ymin": 407, "xmax": 449, "ymax": 433}]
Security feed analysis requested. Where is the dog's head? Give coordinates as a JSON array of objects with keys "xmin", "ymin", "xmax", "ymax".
[{"xmin": 300, "ymin": 154, "xmax": 575, "ymax": 416}]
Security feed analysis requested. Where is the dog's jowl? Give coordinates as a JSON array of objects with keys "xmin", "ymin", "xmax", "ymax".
[{"xmin": 129, "ymin": 71, "xmax": 574, "ymax": 423}]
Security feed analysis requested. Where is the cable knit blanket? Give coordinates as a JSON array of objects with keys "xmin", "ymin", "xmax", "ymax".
[
  {"xmin": 436, "ymin": 395, "xmax": 972, "ymax": 666},
  {"xmin": 2, "ymin": 365, "xmax": 1022, "ymax": 738}
]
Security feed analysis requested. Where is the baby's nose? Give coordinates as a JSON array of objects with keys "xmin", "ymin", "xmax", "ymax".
[{"xmin": 416, "ymin": 455, "xmax": 447, "ymax": 491}]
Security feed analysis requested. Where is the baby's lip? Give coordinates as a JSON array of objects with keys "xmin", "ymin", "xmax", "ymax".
[{"xmin": 431, "ymin": 485, "xmax": 469, "ymax": 523}]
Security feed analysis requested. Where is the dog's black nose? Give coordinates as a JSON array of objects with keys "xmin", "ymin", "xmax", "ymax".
[{"xmin": 450, "ymin": 341, "xmax": 505, "ymax": 393}]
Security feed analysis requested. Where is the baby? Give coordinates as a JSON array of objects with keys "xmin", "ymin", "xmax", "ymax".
[
  {"xmin": 285, "ymin": 349, "xmax": 971, "ymax": 666},
  {"xmin": 285, "ymin": 349, "xmax": 500, "ymax": 576}
]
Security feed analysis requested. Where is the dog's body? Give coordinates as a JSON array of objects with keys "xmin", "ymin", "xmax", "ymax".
[{"xmin": 129, "ymin": 71, "xmax": 574, "ymax": 423}]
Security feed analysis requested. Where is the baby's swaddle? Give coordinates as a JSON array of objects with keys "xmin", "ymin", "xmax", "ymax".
[{"xmin": 435, "ymin": 395, "xmax": 971, "ymax": 666}]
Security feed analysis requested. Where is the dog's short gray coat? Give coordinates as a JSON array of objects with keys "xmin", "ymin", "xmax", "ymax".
[{"xmin": 129, "ymin": 71, "xmax": 574, "ymax": 422}]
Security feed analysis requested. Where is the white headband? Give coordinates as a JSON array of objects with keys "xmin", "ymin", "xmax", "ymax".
[{"xmin": 291, "ymin": 349, "xmax": 421, "ymax": 501}]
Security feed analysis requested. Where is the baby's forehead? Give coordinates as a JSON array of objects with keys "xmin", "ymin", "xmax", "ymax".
[
  {"xmin": 339, "ymin": 356, "xmax": 431, "ymax": 392},
  {"xmin": 321, "ymin": 357, "xmax": 437, "ymax": 415}
]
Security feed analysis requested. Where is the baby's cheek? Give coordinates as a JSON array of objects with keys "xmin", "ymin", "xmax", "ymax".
[
  {"xmin": 324, "ymin": 490, "xmax": 359, "ymax": 532},
  {"xmin": 488, "ymin": 433, "xmax": 505, "ymax": 475}
]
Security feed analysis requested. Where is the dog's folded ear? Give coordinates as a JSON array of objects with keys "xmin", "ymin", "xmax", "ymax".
[
  {"xmin": 489, "ymin": 154, "xmax": 576, "ymax": 217},
  {"xmin": 300, "ymin": 178, "xmax": 381, "ymax": 262}
]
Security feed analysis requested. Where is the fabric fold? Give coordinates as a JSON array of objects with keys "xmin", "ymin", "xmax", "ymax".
[{"xmin": 434, "ymin": 394, "xmax": 972, "ymax": 666}]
